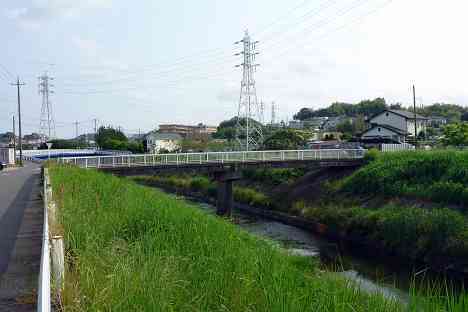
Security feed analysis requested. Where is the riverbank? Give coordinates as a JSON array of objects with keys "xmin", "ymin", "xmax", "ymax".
[
  {"xmin": 49, "ymin": 164, "xmax": 407, "ymax": 311},
  {"xmin": 132, "ymin": 150, "xmax": 468, "ymax": 276}
]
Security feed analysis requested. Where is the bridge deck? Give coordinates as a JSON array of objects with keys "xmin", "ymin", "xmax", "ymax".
[{"xmin": 57, "ymin": 149, "xmax": 366, "ymax": 169}]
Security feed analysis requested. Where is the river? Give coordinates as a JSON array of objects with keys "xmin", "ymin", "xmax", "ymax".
[{"xmin": 164, "ymin": 192, "xmax": 414, "ymax": 302}]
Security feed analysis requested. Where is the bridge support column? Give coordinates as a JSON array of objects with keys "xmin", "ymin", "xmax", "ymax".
[{"xmin": 213, "ymin": 170, "xmax": 240, "ymax": 217}]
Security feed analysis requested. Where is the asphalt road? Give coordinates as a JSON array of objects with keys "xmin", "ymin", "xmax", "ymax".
[{"xmin": 0, "ymin": 163, "xmax": 43, "ymax": 311}]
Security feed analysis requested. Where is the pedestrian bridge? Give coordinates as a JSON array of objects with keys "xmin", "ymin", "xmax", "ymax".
[
  {"xmin": 57, "ymin": 149, "xmax": 366, "ymax": 217},
  {"xmin": 57, "ymin": 149, "xmax": 366, "ymax": 170}
]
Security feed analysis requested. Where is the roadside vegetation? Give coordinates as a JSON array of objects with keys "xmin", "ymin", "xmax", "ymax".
[{"xmin": 50, "ymin": 164, "xmax": 408, "ymax": 311}]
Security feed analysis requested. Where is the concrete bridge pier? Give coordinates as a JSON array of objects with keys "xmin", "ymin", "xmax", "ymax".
[{"xmin": 213, "ymin": 170, "xmax": 241, "ymax": 217}]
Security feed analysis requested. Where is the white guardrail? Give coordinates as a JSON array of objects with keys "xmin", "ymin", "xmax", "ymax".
[
  {"xmin": 57, "ymin": 149, "xmax": 366, "ymax": 169},
  {"xmin": 38, "ymin": 169, "xmax": 51, "ymax": 312}
]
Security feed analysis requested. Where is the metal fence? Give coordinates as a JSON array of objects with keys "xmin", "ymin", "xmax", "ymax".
[
  {"xmin": 381, "ymin": 143, "xmax": 415, "ymax": 152},
  {"xmin": 57, "ymin": 149, "xmax": 366, "ymax": 169}
]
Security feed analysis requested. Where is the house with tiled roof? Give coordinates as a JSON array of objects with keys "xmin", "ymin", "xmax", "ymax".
[{"xmin": 361, "ymin": 109, "xmax": 427, "ymax": 143}]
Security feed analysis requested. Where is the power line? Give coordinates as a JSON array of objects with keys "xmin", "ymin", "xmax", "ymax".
[{"xmin": 0, "ymin": 63, "xmax": 14, "ymax": 81}]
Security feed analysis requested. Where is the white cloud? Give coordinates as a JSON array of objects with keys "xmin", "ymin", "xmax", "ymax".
[{"xmin": 6, "ymin": 0, "xmax": 113, "ymax": 29}]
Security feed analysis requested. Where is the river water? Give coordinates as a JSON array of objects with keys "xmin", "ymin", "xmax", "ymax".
[{"xmin": 182, "ymin": 197, "xmax": 412, "ymax": 302}]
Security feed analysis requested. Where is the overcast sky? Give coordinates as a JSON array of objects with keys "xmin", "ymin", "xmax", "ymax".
[{"xmin": 1, "ymin": 0, "xmax": 468, "ymax": 138}]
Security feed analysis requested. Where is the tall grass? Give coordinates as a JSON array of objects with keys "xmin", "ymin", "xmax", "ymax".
[
  {"xmin": 50, "ymin": 165, "xmax": 405, "ymax": 311},
  {"xmin": 341, "ymin": 150, "xmax": 468, "ymax": 206},
  {"xmin": 134, "ymin": 175, "xmax": 273, "ymax": 209},
  {"xmin": 301, "ymin": 204, "xmax": 468, "ymax": 261}
]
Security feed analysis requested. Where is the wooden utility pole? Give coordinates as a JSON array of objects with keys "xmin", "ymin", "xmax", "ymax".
[
  {"xmin": 11, "ymin": 78, "xmax": 25, "ymax": 166},
  {"xmin": 413, "ymin": 85, "xmax": 417, "ymax": 146}
]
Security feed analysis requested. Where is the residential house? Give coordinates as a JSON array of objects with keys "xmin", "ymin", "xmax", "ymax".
[
  {"xmin": 288, "ymin": 120, "xmax": 304, "ymax": 129},
  {"xmin": 360, "ymin": 124, "xmax": 409, "ymax": 143},
  {"xmin": 361, "ymin": 109, "xmax": 427, "ymax": 143},
  {"xmin": 427, "ymin": 116, "xmax": 447, "ymax": 128},
  {"xmin": 145, "ymin": 132, "xmax": 182, "ymax": 153},
  {"xmin": 321, "ymin": 116, "xmax": 347, "ymax": 131}
]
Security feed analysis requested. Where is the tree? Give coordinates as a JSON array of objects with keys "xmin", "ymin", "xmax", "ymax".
[
  {"xmin": 213, "ymin": 116, "xmax": 263, "ymax": 141},
  {"xmin": 95, "ymin": 126, "xmax": 127, "ymax": 149},
  {"xmin": 461, "ymin": 111, "xmax": 468, "ymax": 122},
  {"xmin": 263, "ymin": 129, "xmax": 311, "ymax": 150},
  {"xmin": 442, "ymin": 122, "xmax": 468, "ymax": 146},
  {"xmin": 293, "ymin": 98, "xmax": 387, "ymax": 120}
]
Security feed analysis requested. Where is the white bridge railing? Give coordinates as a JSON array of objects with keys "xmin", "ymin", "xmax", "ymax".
[{"xmin": 57, "ymin": 149, "xmax": 366, "ymax": 169}]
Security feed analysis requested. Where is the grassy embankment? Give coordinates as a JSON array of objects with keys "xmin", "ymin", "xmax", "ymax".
[
  {"xmin": 50, "ymin": 164, "xmax": 408, "ymax": 311},
  {"xmin": 297, "ymin": 150, "xmax": 468, "ymax": 265},
  {"xmin": 135, "ymin": 151, "xmax": 468, "ymax": 273}
]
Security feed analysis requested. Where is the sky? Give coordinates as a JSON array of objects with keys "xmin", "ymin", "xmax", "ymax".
[{"xmin": 1, "ymin": 0, "xmax": 468, "ymax": 138}]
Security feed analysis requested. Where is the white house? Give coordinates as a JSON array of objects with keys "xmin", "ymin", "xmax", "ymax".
[
  {"xmin": 146, "ymin": 132, "xmax": 182, "ymax": 153},
  {"xmin": 369, "ymin": 109, "xmax": 427, "ymax": 137}
]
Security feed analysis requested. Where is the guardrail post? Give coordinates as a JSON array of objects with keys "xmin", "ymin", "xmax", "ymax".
[
  {"xmin": 85, "ymin": 158, "xmax": 88, "ymax": 168},
  {"xmin": 200, "ymin": 154, "xmax": 202, "ymax": 164},
  {"xmin": 144, "ymin": 155, "xmax": 147, "ymax": 166},
  {"xmin": 113, "ymin": 156, "xmax": 115, "ymax": 167},
  {"xmin": 281, "ymin": 151, "xmax": 285, "ymax": 161},
  {"xmin": 176, "ymin": 154, "xmax": 179, "ymax": 165},
  {"xmin": 242, "ymin": 152, "xmax": 245, "ymax": 162},
  {"xmin": 97, "ymin": 157, "xmax": 100, "ymax": 168},
  {"xmin": 128, "ymin": 155, "xmax": 131, "ymax": 167}
]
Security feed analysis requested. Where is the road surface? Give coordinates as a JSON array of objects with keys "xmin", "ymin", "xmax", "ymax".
[{"xmin": 0, "ymin": 163, "xmax": 43, "ymax": 311}]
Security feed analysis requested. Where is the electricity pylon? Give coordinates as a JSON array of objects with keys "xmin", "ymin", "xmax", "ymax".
[
  {"xmin": 235, "ymin": 30, "xmax": 263, "ymax": 151},
  {"xmin": 39, "ymin": 72, "xmax": 55, "ymax": 142}
]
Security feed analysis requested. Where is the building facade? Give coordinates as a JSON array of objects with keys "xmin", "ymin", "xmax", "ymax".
[
  {"xmin": 159, "ymin": 123, "xmax": 217, "ymax": 138},
  {"xmin": 145, "ymin": 132, "xmax": 182, "ymax": 153}
]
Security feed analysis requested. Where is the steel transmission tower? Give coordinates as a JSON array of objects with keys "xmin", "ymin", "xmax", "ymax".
[
  {"xmin": 235, "ymin": 30, "xmax": 263, "ymax": 151},
  {"xmin": 39, "ymin": 72, "xmax": 55, "ymax": 142}
]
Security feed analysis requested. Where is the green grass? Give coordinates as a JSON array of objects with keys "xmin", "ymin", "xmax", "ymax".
[
  {"xmin": 50, "ymin": 164, "xmax": 408, "ymax": 311},
  {"xmin": 134, "ymin": 175, "xmax": 273, "ymax": 209},
  {"xmin": 340, "ymin": 150, "xmax": 468, "ymax": 207},
  {"xmin": 300, "ymin": 203, "xmax": 468, "ymax": 261}
]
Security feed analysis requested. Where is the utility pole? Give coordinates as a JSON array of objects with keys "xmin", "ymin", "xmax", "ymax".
[
  {"xmin": 271, "ymin": 101, "xmax": 276, "ymax": 125},
  {"xmin": 413, "ymin": 85, "xmax": 417, "ymax": 146},
  {"xmin": 235, "ymin": 30, "xmax": 263, "ymax": 151},
  {"xmin": 12, "ymin": 115, "xmax": 16, "ymax": 152},
  {"xmin": 11, "ymin": 78, "xmax": 25, "ymax": 166},
  {"xmin": 94, "ymin": 118, "xmax": 98, "ymax": 135},
  {"xmin": 74, "ymin": 121, "xmax": 79, "ymax": 139}
]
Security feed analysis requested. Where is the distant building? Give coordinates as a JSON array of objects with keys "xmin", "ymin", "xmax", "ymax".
[
  {"xmin": 303, "ymin": 117, "xmax": 328, "ymax": 130},
  {"xmin": 158, "ymin": 123, "xmax": 217, "ymax": 138},
  {"xmin": 361, "ymin": 109, "xmax": 427, "ymax": 143},
  {"xmin": 22, "ymin": 133, "xmax": 42, "ymax": 148},
  {"xmin": 361, "ymin": 124, "xmax": 409, "ymax": 143},
  {"xmin": 322, "ymin": 116, "xmax": 347, "ymax": 131},
  {"xmin": 145, "ymin": 132, "xmax": 182, "ymax": 153},
  {"xmin": 288, "ymin": 120, "xmax": 304, "ymax": 129},
  {"xmin": 0, "ymin": 147, "xmax": 15, "ymax": 165},
  {"xmin": 427, "ymin": 116, "xmax": 447, "ymax": 128}
]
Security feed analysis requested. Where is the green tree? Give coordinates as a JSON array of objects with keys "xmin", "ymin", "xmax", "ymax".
[
  {"xmin": 442, "ymin": 122, "xmax": 468, "ymax": 146},
  {"xmin": 263, "ymin": 129, "xmax": 311, "ymax": 150},
  {"xmin": 461, "ymin": 111, "xmax": 468, "ymax": 122}
]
